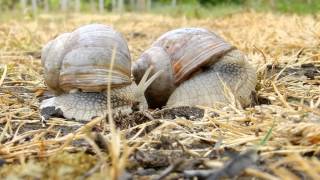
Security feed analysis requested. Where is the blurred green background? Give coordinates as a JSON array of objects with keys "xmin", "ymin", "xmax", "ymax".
[{"xmin": 0, "ymin": 0, "xmax": 320, "ymax": 18}]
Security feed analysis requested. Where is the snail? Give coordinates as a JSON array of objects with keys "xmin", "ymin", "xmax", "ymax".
[
  {"xmin": 133, "ymin": 27, "xmax": 257, "ymax": 108},
  {"xmin": 40, "ymin": 24, "xmax": 160, "ymax": 121}
]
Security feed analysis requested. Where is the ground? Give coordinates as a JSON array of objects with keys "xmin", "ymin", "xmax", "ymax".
[{"xmin": 0, "ymin": 12, "xmax": 320, "ymax": 179}]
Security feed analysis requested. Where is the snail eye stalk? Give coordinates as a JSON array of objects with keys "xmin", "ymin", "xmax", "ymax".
[{"xmin": 134, "ymin": 66, "xmax": 163, "ymax": 99}]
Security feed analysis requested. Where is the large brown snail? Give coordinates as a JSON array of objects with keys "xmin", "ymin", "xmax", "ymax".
[
  {"xmin": 40, "ymin": 24, "xmax": 160, "ymax": 121},
  {"xmin": 133, "ymin": 27, "xmax": 257, "ymax": 108}
]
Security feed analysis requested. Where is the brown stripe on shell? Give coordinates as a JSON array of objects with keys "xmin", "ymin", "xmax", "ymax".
[{"xmin": 152, "ymin": 28, "xmax": 234, "ymax": 85}]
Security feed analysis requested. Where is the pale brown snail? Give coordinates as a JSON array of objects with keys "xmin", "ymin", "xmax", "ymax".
[
  {"xmin": 133, "ymin": 27, "xmax": 257, "ymax": 108},
  {"xmin": 40, "ymin": 24, "xmax": 160, "ymax": 121}
]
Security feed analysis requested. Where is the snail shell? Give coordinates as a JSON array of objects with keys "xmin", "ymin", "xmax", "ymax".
[
  {"xmin": 41, "ymin": 32, "xmax": 71, "ymax": 94},
  {"xmin": 40, "ymin": 24, "xmax": 156, "ymax": 121},
  {"xmin": 42, "ymin": 24, "xmax": 131, "ymax": 94},
  {"xmin": 133, "ymin": 27, "xmax": 256, "ymax": 108}
]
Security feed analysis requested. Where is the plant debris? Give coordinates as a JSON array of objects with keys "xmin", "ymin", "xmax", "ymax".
[{"xmin": 0, "ymin": 12, "xmax": 320, "ymax": 179}]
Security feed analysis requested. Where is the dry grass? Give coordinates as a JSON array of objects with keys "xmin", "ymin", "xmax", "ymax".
[{"xmin": 0, "ymin": 12, "xmax": 320, "ymax": 179}]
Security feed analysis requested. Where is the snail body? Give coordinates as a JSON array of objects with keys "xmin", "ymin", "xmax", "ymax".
[
  {"xmin": 133, "ymin": 28, "xmax": 257, "ymax": 108},
  {"xmin": 40, "ymin": 24, "xmax": 157, "ymax": 121}
]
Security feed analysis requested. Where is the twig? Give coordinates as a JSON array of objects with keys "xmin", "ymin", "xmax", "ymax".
[
  {"xmin": 0, "ymin": 64, "xmax": 7, "ymax": 87},
  {"xmin": 154, "ymin": 159, "xmax": 184, "ymax": 180}
]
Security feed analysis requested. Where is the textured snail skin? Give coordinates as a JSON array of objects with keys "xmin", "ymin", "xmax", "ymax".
[
  {"xmin": 166, "ymin": 49, "xmax": 257, "ymax": 107},
  {"xmin": 40, "ymin": 83, "xmax": 147, "ymax": 121}
]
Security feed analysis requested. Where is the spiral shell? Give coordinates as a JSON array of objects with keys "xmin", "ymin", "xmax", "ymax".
[
  {"xmin": 152, "ymin": 27, "xmax": 234, "ymax": 84},
  {"xmin": 133, "ymin": 27, "xmax": 236, "ymax": 108},
  {"xmin": 41, "ymin": 24, "xmax": 132, "ymax": 94}
]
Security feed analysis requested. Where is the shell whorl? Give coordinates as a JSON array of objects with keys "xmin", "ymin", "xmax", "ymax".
[
  {"xmin": 41, "ymin": 24, "xmax": 132, "ymax": 94},
  {"xmin": 41, "ymin": 33, "xmax": 71, "ymax": 94},
  {"xmin": 152, "ymin": 27, "xmax": 234, "ymax": 84}
]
